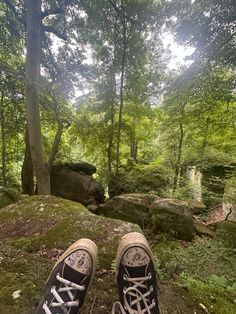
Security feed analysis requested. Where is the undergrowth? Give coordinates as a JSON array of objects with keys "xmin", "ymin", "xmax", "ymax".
[{"xmin": 153, "ymin": 235, "xmax": 236, "ymax": 313}]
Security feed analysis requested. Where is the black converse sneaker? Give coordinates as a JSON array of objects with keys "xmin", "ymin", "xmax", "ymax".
[
  {"xmin": 112, "ymin": 232, "xmax": 160, "ymax": 314},
  {"xmin": 36, "ymin": 238, "xmax": 97, "ymax": 314}
]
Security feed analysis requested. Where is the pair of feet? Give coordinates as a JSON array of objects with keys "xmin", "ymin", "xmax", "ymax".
[{"xmin": 36, "ymin": 232, "xmax": 160, "ymax": 314}]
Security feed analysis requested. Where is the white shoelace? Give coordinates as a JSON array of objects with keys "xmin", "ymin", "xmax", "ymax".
[
  {"xmin": 112, "ymin": 273, "xmax": 155, "ymax": 314},
  {"xmin": 42, "ymin": 273, "xmax": 85, "ymax": 314}
]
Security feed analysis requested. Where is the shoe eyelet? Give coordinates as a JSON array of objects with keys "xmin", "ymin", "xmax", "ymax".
[
  {"xmin": 123, "ymin": 274, "xmax": 128, "ymax": 280},
  {"xmin": 123, "ymin": 287, "xmax": 127, "ymax": 293},
  {"xmin": 148, "ymin": 273, "xmax": 152, "ymax": 279},
  {"xmin": 43, "ymin": 301, "xmax": 48, "ymax": 308},
  {"xmin": 50, "ymin": 285, "xmax": 56, "ymax": 293},
  {"xmin": 150, "ymin": 285, "xmax": 153, "ymax": 292},
  {"xmin": 152, "ymin": 299, "xmax": 156, "ymax": 306}
]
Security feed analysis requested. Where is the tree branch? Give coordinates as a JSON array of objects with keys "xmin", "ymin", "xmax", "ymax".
[
  {"xmin": 3, "ymin": 0, "xmax": 68, "ymax": 40},
  {"xmin": 109, "ymin": 0, "xmax": 139, "ymax": 24},
  {"xmin": 48, "ymin": 120, "xmax": 64, "ymax": 171},
  {"xmin": 41, "ymin": 7, "xmax": 65, "ymax": 19},
  {"xmin": 42, "ymin": 25, "xmax": 67, "ymax": 40}
]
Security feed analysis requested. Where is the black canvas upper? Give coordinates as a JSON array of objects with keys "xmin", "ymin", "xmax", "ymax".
[
  {"xmin": 116, "ymin": 249, "xmax": 160, "ymax": 314},
  {"xmin": 36, "ymin": 254, "xmax": 93, "ymax": 314}
]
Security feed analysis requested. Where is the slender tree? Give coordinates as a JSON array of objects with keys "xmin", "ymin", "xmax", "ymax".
[
  {"xmin": 0, "ymin": 85, "xmax": 6, "ymax": 185},
  {"xmin": 26, "ymin": 0, "xmax": 50, "ymax": 194}
]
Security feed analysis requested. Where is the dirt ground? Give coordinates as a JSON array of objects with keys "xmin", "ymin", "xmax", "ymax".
[{"xmin": 81, "ymin": 268, "xmax": 205, "ymax": 314}]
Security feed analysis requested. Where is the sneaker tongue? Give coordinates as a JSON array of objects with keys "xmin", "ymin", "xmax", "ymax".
[
  {"xmin": 65, "ymin": 250, "xmax": 92, "ymax": 274},
  {"xmin": 125, "ymin": 264, "xmax": 147, "ymax": 278},
  {"xmin": 63, "ymin": 263, "xmax": 86, "ymax": 283},
  {"xmin": 121, "ymin": 246, "xmax": 150, "ymax": 267}
]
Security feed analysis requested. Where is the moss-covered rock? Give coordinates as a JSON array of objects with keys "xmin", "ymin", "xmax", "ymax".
[
  {"xmin": 0, "ymin": 195, "xmax": 141, "ymax": 268},
  {"xmin": 187, "ymin": 199, "xmax": 207, "ymax": 215},
  {"xmin": 0, "ymin": 244, "xmax": 52, "ymax": 314},
  {"xmin": 98, "ymin": 193, "xmax": 156, "ymax": 226},
  {"xmin": 0, "ymin": 195, "xmax": 142, "ymax": 313},
  {"xmin": 150, "ymin": 198, "xmax": 195, "ymax": 241},
  {"xmin": 0, "ymin": 187, "xmax": 20, "ymax": 209},
  {"xmin": 50, "ymin": 164, "xmax": 105, "ymax": 205},
  {"xmin": 194, "ymin": 218, "xmax": 215, "ymax": 237},
  {"xmin": 214, "ymin": 220, "xmax": 236, "ymax": 248}
]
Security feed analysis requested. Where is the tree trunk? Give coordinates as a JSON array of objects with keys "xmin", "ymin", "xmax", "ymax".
[
  {"xmin": 21, "ymin": 128, "xmax": 34, "ymax": 195},
  {"xmin": 107, "ymin": 26, "xmax": 118, "ymax": 174},
  {"xmin": 201, "ymin": 116, "xmax": 210, "ymax": 156},
  {"xmin": 48, "ymin": 121, "xmax": 64, "ymax": 171},
  {"xmin": 173, "ymin": 122, "xmax": 184, "ymax": 192},
  {"xmin": 115, "ymin": 2, "xmax": 127, "ymax": 175},
  {"xmin": 26, "ymin": 0, "xmax": 50, "ymax": 194},
  {"xmin": 130, "ymin": 117, "xmax": 138, "ymax": 162},
  {"xmin": 107, "ymin": 100, "xmax": 114, "ymax": 173},
  {"xmin": 0, "ymin": 90, "xmax": 6, "ymax": 185},
  {"xmin": 130, "ymin": 139, "xmax": 138, "ymax": 162}
]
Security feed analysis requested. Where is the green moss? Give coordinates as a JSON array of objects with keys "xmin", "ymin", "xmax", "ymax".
[
  {"xmin": 1, "ymin": 196, "xmax": 142, "ymax": 270},
  {"xmin": 0, "ymin": 195, "xmax": 141, "ymax": 313},
  {"xmin": 0, "ymin": 195, "xmax": 86, "ymax": 223},
  {"xmin": 180, "ymin": 274, "xmax": 236, "ymax": 314},
  {"xmin": 215, "ymin": 221, "xmax": 236, "ymax": 248},
  {"xmin": 0, "ymin": 208, "xmax": 19, "ymax": 221},
  {"xmin": 0, "ymin": 245, "xmax": 52, "ymax": 313},
  {"xmin": 16, "ymin": 195, "xmax": 87, "ymax": 216},
  {"xmin": 0, "ymin": 187, "xmax": 20, "ymax": 209},
  {"xmin": 153, "ymin": 235, "xmax": 236, "ymax": 313}
]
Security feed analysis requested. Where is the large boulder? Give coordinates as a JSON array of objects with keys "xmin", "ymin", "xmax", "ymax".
[
  {"xmin": 0, "ymin": 187, "xmax": 20, "ymax": 209},
  {"xmin": 150, "ymin": 198, "xmax": 195, "ymax": 241},
  {"xmin": 65, "ymin": 162, "xmax": 96, "ymax": 175},
  {"xmin": 99, "ymin": 194, "xmax": 196, "ymax": 241},
  {"xmin": 213, "ymin": 220, "xmax": 236, "ymax": 248},
  {"xmin": 222, "ymin": 175, "xmax": 236, "ymax": 221},
  {"xmin": 194, "ymin": 217, "xmax": 215, "ymax": 237},
  {"xmin": 0, "ymin": 195, "xmax": 142, "ymax": 313},
  {"xmin": 98, "ymin": 193, "xmax": 157, "ymax": 226},
  {"xmin": 50, "ymin": 164, "xmax": 105, "ymax": 206},
  {"xmin": 187, "ymin": 199, "xmax": 206, "ymax": 215},
  {"xmin": 201, "ymin": 165, "xmax": 233, "ymax": 206}
]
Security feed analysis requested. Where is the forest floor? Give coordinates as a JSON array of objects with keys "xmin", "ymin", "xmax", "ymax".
[
  {"xmin": 0, "ymin": 196, "xmax": 235, "ymax": 314},
  {"xmin": 81, "ymin": 269, "xmax": 207, "ymax": 314},
  {"xmin": 81, "ymin": 233, "xmax": 236, "ymax": 314}
]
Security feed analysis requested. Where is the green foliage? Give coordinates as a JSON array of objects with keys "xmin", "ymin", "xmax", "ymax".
[
  {"xmin": 153, "ymin": 236, "xmax": 236, "ymax": 282},
  {"xmin": 0, "ymin": 2, "xmax": 25, "ymax": 186},
  {"xmin": 108, "ymin": 162, "xmax": 171, "ymax": 197},
  {"xmin": 0, "ymin": 0, "xmax": 235, "ymax": 200},
  {"xmin": 153, "ymin": 235, "xmax": 236, "ymax": 313},
  {"xmin": 180, "ymin": 274, "xmax": 236, "ymax": 314}
]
